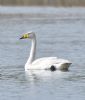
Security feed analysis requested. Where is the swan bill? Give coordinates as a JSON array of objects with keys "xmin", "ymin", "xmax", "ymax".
[{"xmin": 20, "ymin": 34, "xmax": 29, "ymax": 39}]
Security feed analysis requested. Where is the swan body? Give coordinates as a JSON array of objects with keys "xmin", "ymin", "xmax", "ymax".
[
  {"xmin": 25, "ymin": 57, "xmax": 71, "ymax": 70},
  {"xmin": 20, "ymin": 32, "xmax": 72, "ymax": 71}
]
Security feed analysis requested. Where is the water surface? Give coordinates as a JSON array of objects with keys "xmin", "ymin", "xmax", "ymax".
[{"xmin": 0, "ymin": 7, "xmax": 85, "ymax": 100}]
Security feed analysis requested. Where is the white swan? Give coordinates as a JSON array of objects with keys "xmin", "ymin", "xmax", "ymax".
[{"xmin": 20, "ymin": 31, "xmax": 72, "ymax": 71}]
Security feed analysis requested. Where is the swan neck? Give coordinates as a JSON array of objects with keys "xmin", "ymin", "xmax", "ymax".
[{"xmin": 27, "ymin": 36, "xmax": 36, "ymax": 64}]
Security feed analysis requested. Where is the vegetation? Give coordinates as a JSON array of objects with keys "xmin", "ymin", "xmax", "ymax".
[{"xmin": 0, "ymin": 0, "xmax": 85, "ymax": 6}]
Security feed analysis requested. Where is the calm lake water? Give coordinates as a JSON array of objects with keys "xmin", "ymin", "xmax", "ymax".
[{"xmin": 0, "ymin": 6, "xmax": 85, "ymax": 100}]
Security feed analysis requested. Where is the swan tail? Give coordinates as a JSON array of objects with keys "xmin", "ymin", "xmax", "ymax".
[
  {"xmin": 55, "ymin": 63, "xmax": 72, "ymax": 71},
  {"xmin": 59, "ymin": 63, "xmax": 72, "ymax": 70}
]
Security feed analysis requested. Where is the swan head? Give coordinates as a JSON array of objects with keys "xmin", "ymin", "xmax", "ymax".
[{"xmin": 20, "ymin": 31, "xmax": 35, "ymax": 39}]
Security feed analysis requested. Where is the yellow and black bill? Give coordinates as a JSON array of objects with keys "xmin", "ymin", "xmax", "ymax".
[{"xmin": 20, "ymin": 33, "xmax": 29, "ymax": 39}]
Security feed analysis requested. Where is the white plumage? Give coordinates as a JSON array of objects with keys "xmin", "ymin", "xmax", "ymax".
[{"xmin": 20, "ymin": 31, "xmax": 72, "ymax": 71}]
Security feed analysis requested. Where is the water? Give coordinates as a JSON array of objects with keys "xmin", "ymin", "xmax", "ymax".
[{"xmin": 0, "ymin": 7, "xmax": 85, "ymax": 100}]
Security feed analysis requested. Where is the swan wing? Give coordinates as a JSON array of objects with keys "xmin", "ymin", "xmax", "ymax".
[
  {"xmin": 28, "ymin": 57, "xmax": 57, "ymax": 69},
  {"xmin": 32, "ymin": 57, "xmax": 58, "ymax": 64}
]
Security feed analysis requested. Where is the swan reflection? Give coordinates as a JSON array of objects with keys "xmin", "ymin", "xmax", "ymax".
[{"xmin": 25, "ymin": 70, "xmax": 68, "ymax": 82}]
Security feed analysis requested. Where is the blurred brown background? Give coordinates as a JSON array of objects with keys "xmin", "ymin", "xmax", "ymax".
[{"xmin": 0, "ymin": 0, "xmax": 85, "ymax": 6}]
